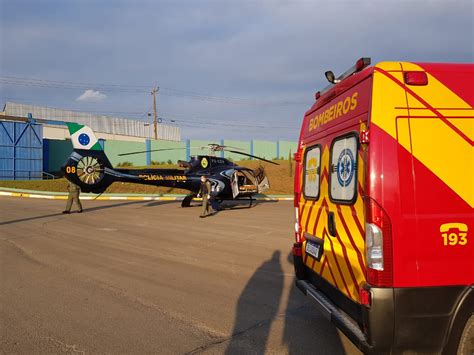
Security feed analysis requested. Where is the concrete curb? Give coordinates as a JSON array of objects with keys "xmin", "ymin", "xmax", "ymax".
[{"xmin": 0, "ymin": 188, "xmax": 293, "ymax": 202}]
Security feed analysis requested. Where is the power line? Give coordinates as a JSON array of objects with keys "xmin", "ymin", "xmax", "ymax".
[
  {"xmin": 0, "ymin": 75, "xmax": 308, "ymax": 106},
  {"xmin": 1, "ymin": 97, "xmax": 154, "ymax": 117},
  {"xmin": 1, "ymin": 98, "xmax": 298, "ymax": 130},
  {"xmin": 158, "ymin": 115, "xmax": 298, "ymax": 130},
  {"xmin": 172, "ymin": 121, "xmax": 299, "ymax": 130},
  {"xmin": 0, "ymin": 75, "xmax": 151, "ymax": 89},
  {"xmin": 0, "ymin": 78, "xmax": 147, "ymax": 93}
]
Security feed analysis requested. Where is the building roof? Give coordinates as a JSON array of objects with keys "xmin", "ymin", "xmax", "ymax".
[{"xmin": 3, "ymin": 102, "xmax": 181, "ymax": 141}]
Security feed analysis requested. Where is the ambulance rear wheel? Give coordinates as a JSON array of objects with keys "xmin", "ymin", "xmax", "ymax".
[{"xmin": 457, "ymin": 315, "xmax": 474, "ymax": 355}]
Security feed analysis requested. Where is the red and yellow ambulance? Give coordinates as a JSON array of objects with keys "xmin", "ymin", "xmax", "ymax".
[{"xmin": 292, "ymin": 58, "xmax": 473, "ymax": 354}]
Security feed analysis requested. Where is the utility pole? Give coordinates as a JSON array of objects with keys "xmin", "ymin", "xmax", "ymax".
[{"xmin": 151, "ymin": 87, "xmax": 159, "ymax": 140}]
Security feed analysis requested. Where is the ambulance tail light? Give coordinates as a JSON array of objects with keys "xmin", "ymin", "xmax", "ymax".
[
  {"xmin": 294, "ymin": 207, "xmax": 302, "ymax": 243},
  {"xmin": 293, "ymin": 149, "xmax": 302, "ymax": 208},
  {"xmin": 293, "ymin": 242, "xmax": 303, "ymax": 256},
  {"xmin": 364, "ymin": 197, "xmax": 393, "ymax": 287},
  {"xmin": 366, "ymin": 223, "xmax": 384, "ymax": 270}
]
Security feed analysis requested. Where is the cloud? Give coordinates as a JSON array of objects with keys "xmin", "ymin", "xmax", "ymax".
[
  {"xmin": 1, "ymin": 0, "xmax": 472, "ymax": 140},
  {"xmin": 76, "ymin": 89, "xmax": 107, "ymax": 102}
]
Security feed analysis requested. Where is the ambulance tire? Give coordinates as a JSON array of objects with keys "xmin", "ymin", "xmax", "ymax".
[{"xmin": 456, "ymin": 315, "xmax": 473, "ymax": 355}]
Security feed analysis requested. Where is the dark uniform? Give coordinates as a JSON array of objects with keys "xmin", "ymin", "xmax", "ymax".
[
  {"xmin": 63, "ymin": 181, "xmax": 82, "ymax": 213},
  {"xmin": 198, "ymin": 178, "xmax": 213, "ymax": 217}
]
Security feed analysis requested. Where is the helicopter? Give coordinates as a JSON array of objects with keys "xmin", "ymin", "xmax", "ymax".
[{"xmin": 61, "ymin": 123, "xmax": 279, "ymax": 207}]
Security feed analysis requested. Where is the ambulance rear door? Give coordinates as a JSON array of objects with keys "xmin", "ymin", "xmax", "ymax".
[{"xmin": 300, "ymin": 76, "xmax": 372, "ymax": 305}]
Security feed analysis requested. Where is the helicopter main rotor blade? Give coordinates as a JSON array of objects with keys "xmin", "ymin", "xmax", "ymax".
[
  {"xmin": 221, "ymin": 145, "xmax": 244, "ymax": 151},
  {"xmin": 227, "ymin": 150, "xmax": 280, "ymax": 165},
  {"xmin": 118, "ymin": 147, "xmax": 191, "ymax": 156},
  {"xmin": 199, "ymin": 144, "xmax": 244, "ymax": 152}
]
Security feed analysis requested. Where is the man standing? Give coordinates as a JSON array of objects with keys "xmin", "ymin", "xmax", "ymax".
[
  {"xmin": 197, "ymin": 175, "xmax": 213, "ymax": 218},
  {"xmin": 63, "ymin": 180, "xmax": 83, "ymax": 214}
]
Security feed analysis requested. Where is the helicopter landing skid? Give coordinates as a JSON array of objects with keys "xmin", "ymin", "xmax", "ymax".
[
  {"xmin": 213, "ymin": 198, "xmax": 255, "ymax": 209},
  {"xmin": 248, "ymin": 197, "xmax": 256, "ymax": 208}
]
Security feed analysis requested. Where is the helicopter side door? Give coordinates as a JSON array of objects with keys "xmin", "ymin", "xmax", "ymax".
[
  {"xmin": 253, "ymin": 167, "xmax": 269, "ymax": 193},
  {"xmin": 257, "ymin": 175, "xmax": 269, "ymax": 193}
]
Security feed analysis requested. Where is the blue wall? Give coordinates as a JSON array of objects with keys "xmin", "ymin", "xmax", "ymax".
[{"xmin": 0, "ymin": 121, "xmax": 43, "ymax": 180}]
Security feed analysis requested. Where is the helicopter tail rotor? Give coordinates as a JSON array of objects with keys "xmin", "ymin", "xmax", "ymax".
[{"xmin": 61, "ymin": 123, "xmax": 116, "ymax": 193}]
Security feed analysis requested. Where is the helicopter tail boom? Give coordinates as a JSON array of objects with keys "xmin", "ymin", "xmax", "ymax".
[{"xmin": 61, "ymin": 124, "xmax": 195, "ymax": 194}]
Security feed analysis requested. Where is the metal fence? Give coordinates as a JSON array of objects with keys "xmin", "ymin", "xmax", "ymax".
[{"xmin": 43, "ymin": 137, "xmax": 298, "ymax": 172}]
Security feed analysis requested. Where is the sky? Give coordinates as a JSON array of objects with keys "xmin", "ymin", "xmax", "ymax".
[{"xmin": 1, "ymin": 0, "xmax": 473, "ymax": 141}]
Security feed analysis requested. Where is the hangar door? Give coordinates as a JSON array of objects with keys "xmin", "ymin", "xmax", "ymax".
[{"xmin": 0, "ymin": 121, "xmax": 43, "ymax": 180}]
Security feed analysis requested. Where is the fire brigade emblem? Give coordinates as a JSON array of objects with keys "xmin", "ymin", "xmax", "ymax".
[
  {"xmin": 307, "ymin": 158, "xmax": 318, "ymax": 182},
  {"xmin": 337, "ymin": 149, "xmax": 355, "ymax": 187}
]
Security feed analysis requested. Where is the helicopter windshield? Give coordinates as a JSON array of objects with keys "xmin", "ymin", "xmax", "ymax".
[{"xmin": 186, "ymin": 156, "xmax": 203, "ymax": 170}]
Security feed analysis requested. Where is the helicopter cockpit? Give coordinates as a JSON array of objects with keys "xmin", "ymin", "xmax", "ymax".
[{"xmin": 177, "ymin": 156, "xmax": 205, "ymax": 172}]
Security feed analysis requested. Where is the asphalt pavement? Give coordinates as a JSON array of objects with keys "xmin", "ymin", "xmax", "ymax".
[{"xmin": 0, "ymin": 196, "xmax": 361, "ymax": 354}]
